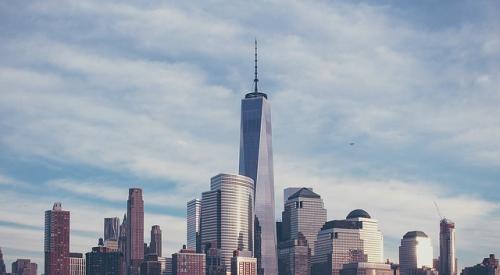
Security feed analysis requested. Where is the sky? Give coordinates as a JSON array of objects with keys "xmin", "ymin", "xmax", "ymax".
[{"xmin": 1, "ymin": 0, "xmax": 500, "ymax": 271}]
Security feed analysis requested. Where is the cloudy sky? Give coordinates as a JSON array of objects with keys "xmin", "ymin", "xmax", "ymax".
[{"xmin": 1, "ymin": 0, "xmax": 500, "ymax": 271}]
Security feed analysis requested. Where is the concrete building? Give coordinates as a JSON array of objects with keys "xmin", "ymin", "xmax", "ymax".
[
  {"xmin": 149, "ymin": 225, "xmax": 162, "ymax": 257},
  {"xmin": 239, "ymin": 40, "xmax": 277, "ymax": 275},
  {"xmin": 187, "ymin": 199, "xmax": 202, "ymax": 253},
  {"xmin": 312, "ymin": 209, "xmax": 384, "ymax": 275},
  {"xmin": 201, "ymin": 173, "xmax": 254, "ymax": 272},
  {"xmin": 127, "ymin": 188, "xmax": 144, "ymax": 275},
  {"xmin": 278, "ymin": 232, "xmax": 311, "ymax": 275},
  {"xmin": 172, "ymin": 246, "xmax": 205, "ymax": 275},
  {"xmin": 69, "ymin": 253, "xmax": 85, "ymax": 275},
  {"xmin": 461, "ymin": 254, "xmax": 500, "ymax": 275},
  {"xmin": 11, "ymin": 259, "xmax": 37, "ymax": 275},
  {"xmin": 44, "ymin": 202, "xmax": 70, "ymax": 275},
  {"xmin": 399, "ymin": 231, "xmax": 433, "ymax": 275},
  {"xmin": 232, "ymin": 251, "xmax": 257, "ymax": 275},
  {"xmin": 439, "ymin": 219, "xmax": 457, "ymax": 275}
]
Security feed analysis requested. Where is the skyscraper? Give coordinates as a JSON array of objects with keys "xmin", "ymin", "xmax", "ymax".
[
  {"xmin": 200, "ymin": 173, "xmax": 254, "ymax": 272},
  {"xmin": 312, "ymin": 209, "xmax": 384, "ymax": 275},
  {"xmin": 281, "ymin": 187, "xmax": 327, "ymax": 255},
  {"xmin": 278, "ymin": 232, "xmax": 311, "ymax": 275},
  {"xmin": 86, "ymin": 239, "xmax": 124, "ymax": 275},
  {"xmin": 399, "ymin": 231, "xmax": 433, "ymax": 275},
  {"xmin": 69, "ymin": 253, "xmax": 86, "ymax": 275},
  {"xmin": 127, "ymin": 188, "xmax": 144, "ymax": 275},
  {"xmin": 119, "ymin": 214, "xmax": 128, "ymax": 255},
  {"xmin": 0, "ymin": 247, "xmax": 6, "ymax": 275},
  {"xmin": 105, "ymin": 217, "xmax": 120, "ymax": 242},
  {"xmin": 439, "ymin": 219, "xmax": 457, "ymax": 275},
  {"xmin": 239, "ymin": 40, "xmax": 278, "ymax": 275},
  {"xmin": 150, "ymin": 225, "xmax": 162, "ymax": 257},
  {"xmin": 187, "ymin": 199, "xmax": 202, "ymax": 253},
  {"xmin": 12, "ymin": 259, "xmax": 37, "ymax": 275},
  {"xmin": 44, "ymin": 202, "xmax": 70, "ymax": 275}
]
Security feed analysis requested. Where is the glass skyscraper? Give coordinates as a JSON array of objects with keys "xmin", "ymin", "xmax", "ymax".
[
  {"xmin": 239, "ymin": 40, "xmax": 278, "ymax": 275},
  {"xmin": 439, "ymin": 219, "xmax": 457, "ymax": 275},
  {"xmin": 200, "ymin": 173, "xmax": 255, "ymax": 272},
  {"xmin": 399, "ymin": 231, "xmax": 433, "ymax": 275},
  {"xmin": 187, "ymin": 199, "xmax": 202, "ymax": 253}
]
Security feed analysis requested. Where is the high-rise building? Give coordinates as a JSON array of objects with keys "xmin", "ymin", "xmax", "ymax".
[
  {"xmin": 127, "ymin": 188, "xmax": 144, "ymax": 275},
  {"xmin": 312, "ymin": 209, "xmax": 384, "ymax": 275},
  {"xmin": 0, "ymin": 247, "xmax": 6, "ymax": 275},
  {"xmin": 281, "ymin": 187, "xmax": 327, "ymax": 255},
  {"xmin": 149, "ymin": 225, "xmax": 162, "ymax": 257},
  {"xmin": 172, "ymin": 246, "xmax": 205, "ymax": 275},
  {"xmin": 105, "ymin": 217, "xmax": 120, "ymax": 242},
  {"xmin": 69, "ymin": 253, "xmax": 86, "ymax": 275},
  {"xmin": 232, "ymin": 250, "xmax": 257, "ymax": 275},
  {"xmin": 439, "ymin": 219, "xmax": 457, "ymax": 275},
  {"xmin": 205, "ymin": 246, "xmax": 227, "ymax": 275},
  {"xmin": 44, "ymin": 202, "xmax": 70, "ymax": 275},
  {"xmin": 201, "ymin": 173, "xmax": 254, "ymax": 272},
  {"xmin": 119, "ymin": 214, "xmax": 127, "ymax": 251},
  {"xmin": 461, "ymin": 254, "xmax": 500, "ymax": 275},
  {"xmin": 239, "ymin": 40, "xmax": 278, "ymax": 275},
  {"xmin": 11, "ymin": 259, "xmax": 37, "ymax": 275},
  {"xmin": 399, "ymin": 231, "xmax": 433, "ymax": 275},
  {"xmin": 86, "ymin": 239, "xmax": 124, "ymax": 275},
  {"xmin": 278, "ymin": 232, "xmax": 311, "ymax": 275},
  {"xmin": 187, "ymin": 199, "xmax": 202, "ymax": 253},
  {"xmin": 283, "ymin": 188, "xmax": 311, "ymax": 206},
  {"xmin": 161, "ymin": 257, "xmax": 172, "ymax": 275},
  {"xmin": 141, "ymin": 254, "xmax": 162, "ymax": 275}
]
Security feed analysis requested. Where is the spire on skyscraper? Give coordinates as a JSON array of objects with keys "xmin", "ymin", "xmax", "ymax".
[{"xmin": 254, "ymin": 38, "xmax": 259, "ymax": 93}]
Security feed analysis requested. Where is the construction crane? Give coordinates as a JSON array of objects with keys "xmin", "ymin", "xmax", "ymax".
[{"xmin": 433, "ymin": 201, "xmax": 443, "ymax": 220}]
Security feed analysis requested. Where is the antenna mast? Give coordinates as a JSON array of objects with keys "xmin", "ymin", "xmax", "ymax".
[
  {"xmin": 433, "ymin": 201, "xmax": 443, "ymax": 220},
  {"xmin": 254, "ymin": 39, "xmax": 259, "ymax": 93}
]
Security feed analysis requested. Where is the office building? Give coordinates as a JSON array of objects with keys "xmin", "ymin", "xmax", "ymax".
[
  {"xmin": 105, "ymin": 217, "xmax": 120, "ymax": 242},
  {"xmin": 340, "ymin": 262, "xmax": 392, "ymax": 275},
  {"xmin": 172, "ymin": 246, "xmax": 205, "ymax": 275},
  {"xmin": 69, "ymin": 253, "xmax": 86, "ymax": 275},
  {"xmin": 86, "ymin": 238, "xmax": 124, "ymax": 275},
  {"xmin": 0, "ymin": 247, "xmax": 6, "ymax": 275},
  {"xmin": 11, "ymin": 259, "xmax": 37, "ymax": 275},
  {"xmin": 239, "ymin": 40, "xmax": 278, "ymax": 275},
  {"xmin": 399, "ymin": 231, "xmax": 433, "ymax": 275},
  {"xmin": 439, "ymin": 219, "xmax": 457, "ymax": 275},
  {"xmin": 232, "ymin": 250, "xmax": 257, "ymax": 275},
  {"xmin": 312, "ymin": 209, "xmax": 384, "ymax": 275},
  {"xmin": 461, "ymin": 254, "xmax": 500, "ymax": 275},
  {"xmin": 201, "ymin": 173, "xmax": 254, "ymax": 271},
  {"xmin": 205, "ymin": 246, "xmax": 226, "ymax": 275},
  {"xmin": 281, "ymin": 187, "xmax": 326, "ymax": 255},
  {"xmin": 278, "ymin": 232, "xmax": 311, "ymax": 275},
  {"xmin": 283, "ymin": 188, "xmax": 311, "ymax": 206},
  {"xmin": 44, "ymin": 202, "xmax": 70, "ymax": 275},
  {"xmin": 141, "ymin": 255, "xmax": 162, "ymax": 275},
  {"xmin": 150, "ymin": 225, "xmax": 162, "ymax": 257},
  {"xmin": 127, "ymin": 188, "xmax": 144, "ymax": 275},
  {"xmin": 187, "ymin": 199, "xmax": 202, "ymax": 253},
  {"xmin": 160, "ymin": 257, "xmax": 172, "ymax": 275},
  {"xmin": 119, "ymin": 214, "xmax": 127, "ymax": 254}
]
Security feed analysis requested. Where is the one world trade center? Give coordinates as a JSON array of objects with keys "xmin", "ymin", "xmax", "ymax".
[{"xmin": 239, "ymin": 40, "xmax": 278, "ymax": 275}]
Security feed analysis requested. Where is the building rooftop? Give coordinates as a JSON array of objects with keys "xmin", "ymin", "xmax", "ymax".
[
  {"xmin": 403, "ymin": 231, "xmax": 428, "ymax": 239},
  {"xmin": 346, "ymin": 209, "xmax": 371, "ymax": 219},
  {"xmin": 288, "ymin": 187, "xmax": 321, "ymax": 200}
]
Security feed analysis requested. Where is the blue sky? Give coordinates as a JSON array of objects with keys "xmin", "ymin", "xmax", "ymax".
[{"xmin": 1, "ymin": 0, "xmax": 500, "ymax": 271}]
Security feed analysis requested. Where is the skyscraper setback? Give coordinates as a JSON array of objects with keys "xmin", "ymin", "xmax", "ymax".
[
  {"xmin": 127, "ymin": 188, "xmax": 144, "ymax": 275},
  {"xmin": 44, "ymin": 202, "xmax": 70, "ymax": 275},
  {"xmin": 439, "ymin": 219, "xmax": 457, "ymax": 275},
  {"xmin": 239, "ymin": 40, "xmax": 278, "ymax": 275}
]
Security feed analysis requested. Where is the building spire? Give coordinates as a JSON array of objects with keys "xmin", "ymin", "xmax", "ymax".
[{"xmin": 254, "ymin": 39, "xmax": 259, "ymax": 93}]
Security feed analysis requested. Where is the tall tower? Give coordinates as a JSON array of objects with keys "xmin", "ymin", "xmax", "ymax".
[
  {"xmin": 439, "ymin": 219, "xmax": 457, "ymax": 275},
  {"xmin": 104, "ymin": 217, "xmax": 120, "ymax": 242},
  {"xmin": 187, "ymin": 199, "xmax": 202, "ymax": 253},
  {"xmin": 44, "ymin": 202, "xmax": 70, "ymax": 275},
  {"xmin": 119, "ymin": 214, "xmax": 127, "ymax": 256},
  {"xmin": 239, "ymin": 40, "xmax": 278, "ymax": 275},
  {"xmin": 200, "ymin": 173, "xmax": 255, "ymax": 272},
  {"xmin": 399, "ymin": 231, "xmax": 433, "ymax": 275},
  {"xmin": 127, "ymin": 188, "xmax": 144, "ymax": 275},
  {"xmin": 149, "ymin": 225, "xmax": 162, "ymax": 257}
]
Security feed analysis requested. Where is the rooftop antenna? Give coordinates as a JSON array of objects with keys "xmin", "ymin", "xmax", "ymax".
[
  {"xmin": 433, "ymin": 201, "xmax": 443, "ymax": 220},
  {"xmin": 254, "ymin": 38, "xmax": 259, "ymax": 93}
]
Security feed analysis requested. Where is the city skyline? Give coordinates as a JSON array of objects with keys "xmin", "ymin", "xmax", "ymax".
[{"xmin": 1, "ymin": 0, "xmax": 500, "ymax": 272}]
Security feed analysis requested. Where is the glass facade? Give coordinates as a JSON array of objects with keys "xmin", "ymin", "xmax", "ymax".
[
  {"xmin": 399, "ymin": 231, "xmax": 433, "ymax": 275},
  {"xmin": 187, "ymin": 199, "xmax": 202, "ymax": 253},
  {"xmin": 104, "ymin": 217, "xmax": 120, "ymax": 242},
  {"xmin": 201, "ymin": 173, "xmax": 255, "ymax": 272},
  {"xmin": 439, "ymin": 219, "xmax": 457, "ymax": 275},
  {"xmin": 239, "ymin": 93, "xmax": 277, "ymax": 275}
]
